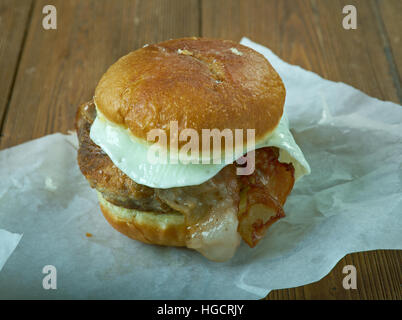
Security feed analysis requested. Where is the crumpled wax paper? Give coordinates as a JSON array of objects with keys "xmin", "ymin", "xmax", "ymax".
[
  {"xmin": 0, "ymin": 229, "xmax": 22, "ymax": 272},
  {"xmin": 0, "ymin": 37, "xmax": 401, "ymax": 299}
]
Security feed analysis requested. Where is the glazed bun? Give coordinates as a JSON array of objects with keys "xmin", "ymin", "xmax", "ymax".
[
  {"xmin": 98, "ymin": 192, "xmax": 187, "ymax": 247},
  {"xmin": 94, "ymin": 37, "xmax": 286, "ymax": 151}
]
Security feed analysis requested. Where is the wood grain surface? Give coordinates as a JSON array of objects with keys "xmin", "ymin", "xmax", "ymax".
[
  {"xmin": 0, "ymin": 0, "xmax": 400, "ymax": 299},
  {"xmin": 0, "ymin": 0, "xmax": 32, "ymax": 131}
]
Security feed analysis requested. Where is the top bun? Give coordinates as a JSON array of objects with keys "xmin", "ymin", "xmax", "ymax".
[{"xmin": 94, "ymin": 37, "xmax": 285, "ymax": 151}]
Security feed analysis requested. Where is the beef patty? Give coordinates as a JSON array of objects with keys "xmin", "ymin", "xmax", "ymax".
[{"xmin": 76, "ymin": 100, "xmax": 171, "ymax": 212}]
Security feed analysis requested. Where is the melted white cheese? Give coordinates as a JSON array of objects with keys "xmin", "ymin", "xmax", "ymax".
[
  {"xmin": 186, "ymin": 208, "xmax": 241, "ymax": 262},
  {"xmin": 90, "ymin": 110, "xmax": 310, "ymax": 188}
]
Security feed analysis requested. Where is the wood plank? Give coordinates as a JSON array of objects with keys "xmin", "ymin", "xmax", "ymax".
[
  {"xmin": 0, "ymin": 0, "xmax": 32, "ymax": 132},
  {"xmin": 202, "ymin": 0, "xmax": 400, "ymax": 103},
  {"xmin": 0, "ymin": 0, "xmax": 200, "ymax": 149},
  {"xmin": 202, "ymin": 0, "xmax": 401, "ymax": 299},
  {"xmin": 376, "ymin": 0, "xmax": 402, "ymax": 102},
  {"xmin": 266, "ymin": 250, "xmax": 401, "ymax": 300}
]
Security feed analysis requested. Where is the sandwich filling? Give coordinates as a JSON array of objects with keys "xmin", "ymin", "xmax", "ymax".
[
  {"xmin": 90, "ymin": 101, "xmax": 310, "ymax": 188},
  {"xmin": 76, "ymin": 100, "xmax": 309, "ymax": 261}
]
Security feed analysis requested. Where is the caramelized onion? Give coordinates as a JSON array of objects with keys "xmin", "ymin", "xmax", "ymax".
[{"xmin": 237, "ymin": 147, "xmax": 295, "ymax": 247}]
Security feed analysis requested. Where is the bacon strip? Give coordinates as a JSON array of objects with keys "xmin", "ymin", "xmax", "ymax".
[{"xmin": 237, "ymin": 148, "xmax": 295, "ymax": 247}]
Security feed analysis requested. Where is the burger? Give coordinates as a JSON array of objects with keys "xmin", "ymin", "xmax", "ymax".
[{"xmin": 76, "ymin": 38, "xmax": 310, "ymax": 262}]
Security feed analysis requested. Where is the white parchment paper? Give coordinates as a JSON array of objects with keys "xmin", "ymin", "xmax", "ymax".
[
  {"xmin": 0, "ymin": 38, "xmax": 401, "ymax": 299},
  {"xmin": 0, "ymin": 229, "xmax": 22, "ymax": 272}
]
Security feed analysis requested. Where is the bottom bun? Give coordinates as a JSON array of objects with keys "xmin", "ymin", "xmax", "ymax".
[{"xmin": 97, "ymin": 192, "xmax": 187, "ymax": 247}]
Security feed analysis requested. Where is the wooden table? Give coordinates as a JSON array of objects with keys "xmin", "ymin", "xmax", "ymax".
[{"xmin": 1, "ymin": 0, "xmax": 400, "ymax": 299}]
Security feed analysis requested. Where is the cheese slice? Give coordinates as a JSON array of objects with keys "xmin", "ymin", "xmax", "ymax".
[{"xmin": 90, "ymin": 109, "xmax": 310, "ymax": 188}]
